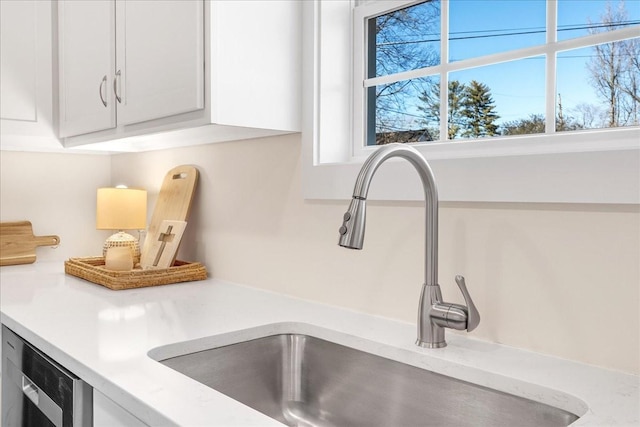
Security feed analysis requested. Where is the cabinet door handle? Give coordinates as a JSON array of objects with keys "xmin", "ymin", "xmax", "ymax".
[
  {"xmin": 99, "ymin": 75, "xmax": 108, "ymax": 107},
  {"xmin": 113, "ymin": 70, "xmax": 122, "ymax": 103}
]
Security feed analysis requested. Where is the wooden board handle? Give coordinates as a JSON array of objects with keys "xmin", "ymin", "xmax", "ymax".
[{"xmin": 33, "ymin": 235, "xmax": 60, "ymax": 247}]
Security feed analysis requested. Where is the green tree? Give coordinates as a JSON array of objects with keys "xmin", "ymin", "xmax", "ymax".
[
  {"xmin": 447, "ymin": 80, "xmax": 467, "ymax": 139},
  {"xmin": 418, "ymin": 80, "xmax": 467, "ymax": 140},
  {"xmin": 502, "ymin": 114, "xmax": 546, "ymax": 135},
  {"xmin": 462, "ymin": 80, "xmax": 500, "ymax": 138}
]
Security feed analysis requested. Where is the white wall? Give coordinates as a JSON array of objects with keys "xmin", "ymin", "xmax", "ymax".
[
  {"xmin": 0, "ymin": 151, "xmax": 111, "ymax": 261},
  {"xmin": 111, "ymin": 134, "xmax": 639, "ymax": 375},
  {"xmin": 1, "ymin": 138, "xmax": 637, "ymax": 374}
]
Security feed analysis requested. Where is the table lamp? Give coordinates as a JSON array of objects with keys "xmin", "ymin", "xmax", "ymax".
[{"xmin": 96, "ymin": 187, "xmax": 147, "ymax": 261}]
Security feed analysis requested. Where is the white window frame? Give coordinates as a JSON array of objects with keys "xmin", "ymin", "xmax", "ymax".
[{"xmin": 302, "ymin": 0, "xmax": 640, "ymax": 204}]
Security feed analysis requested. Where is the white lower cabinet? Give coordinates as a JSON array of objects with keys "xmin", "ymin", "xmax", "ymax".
[{"xmin": 94, "ymin": 389, "xmax": 150, "ymax": 427}]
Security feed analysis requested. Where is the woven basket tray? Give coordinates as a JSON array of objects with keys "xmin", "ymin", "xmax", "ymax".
[{"xmin": 65, "ymin": 256, "xmax": 207, "ymax": 290}]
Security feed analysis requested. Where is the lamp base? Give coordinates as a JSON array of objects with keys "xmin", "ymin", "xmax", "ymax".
[{"xmin": 103, "ymin": 231, "xmax": 140, "ymax": 262}]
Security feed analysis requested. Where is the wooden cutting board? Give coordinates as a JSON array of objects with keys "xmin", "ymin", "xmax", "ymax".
[
  {"xmin": 0, "ymin": 221, "xmax": 60, "ymax": 266},
  {"xmin": 140, "ymin": 165, "xmax": 198, "ymax": 268}
]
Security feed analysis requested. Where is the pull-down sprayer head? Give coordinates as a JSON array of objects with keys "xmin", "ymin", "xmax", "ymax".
[{"xmin": 338, "ymin": 197, "xmax": 367, "ymax": 249}]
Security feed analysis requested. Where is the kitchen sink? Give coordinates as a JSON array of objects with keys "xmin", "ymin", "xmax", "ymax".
[{"xmin": 158, "ymin": 333, "xmax": 580, "ymax": 427}]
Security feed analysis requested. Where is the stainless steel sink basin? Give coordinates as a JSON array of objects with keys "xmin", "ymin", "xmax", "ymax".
[{"xmin": 159, "ymin": 334, "xmax": 579, "ymax": 426}]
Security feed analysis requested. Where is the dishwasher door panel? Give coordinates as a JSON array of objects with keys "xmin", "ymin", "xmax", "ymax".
[{"xmin": 1, "ymin": 325, "xmax": 92, "ymax": 427}]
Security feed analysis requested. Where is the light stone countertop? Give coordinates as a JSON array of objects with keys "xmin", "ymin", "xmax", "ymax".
[{"xmin": 1, "ymin": 262, "xmax": 638, "ymax": 426}]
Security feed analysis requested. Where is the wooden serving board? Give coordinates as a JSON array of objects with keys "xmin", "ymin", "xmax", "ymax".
[
  {"xmin": 140, "ymin": 165, "xmax": 198, "ymax": 268},
  {"xmin": 0, "ymin": 221, "xmax": 60, "ymax": 266}
]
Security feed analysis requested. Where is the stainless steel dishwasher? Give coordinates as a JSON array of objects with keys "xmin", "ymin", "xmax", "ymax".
[{"xmin": 1, "ymin": 325, "xmax": 92, "ymax": 427}]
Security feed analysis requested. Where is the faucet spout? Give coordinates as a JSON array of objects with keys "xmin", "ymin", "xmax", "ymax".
[
  {"xmin": 338, "ymin": 143, "xmax": 439, "ymax": 287},
  {"xmin": 338, "ymin": 143, "xmax": 479, "ymax": 348}
]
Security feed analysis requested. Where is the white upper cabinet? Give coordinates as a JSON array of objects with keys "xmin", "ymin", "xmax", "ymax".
[
  {"xmin": 58, "ymin": 0, "xmax": 116, "ymax": 137},
  {"xmin": 59, "ymin": 0, "xmax": 203, "ymax": 138},
  {"xmin": 116, "ymin": 1, "xmax": 204, "ymax": 126},
  {"xmin": 0, "ymin": 0, "xmax": 59, "ymax": 151},
  {"xmin": 57, "ymin": 0, "xmax": 301, "ymax": 152},
  {"xmin": 1, "ymin": 1, "xmax": 37, "ymax": 122}
]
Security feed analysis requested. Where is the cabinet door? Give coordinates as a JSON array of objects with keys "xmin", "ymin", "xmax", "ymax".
[
  {"xmin": 116, "ymin": 0, "xmax": 204, "ymax": 126},
  {"xmin": 58, "ymin": 0, "xmax": 116, "ymax": 138},
  {"xmin": 0, "ymin": 0, "xmax": 59, "ymax": 150},
  {"xmin": 94, "ymin": 390, "xmax": 150, "ymax": 427},
  {"xmin": 1, "ymin": 1, "xmax": 37, "ymax": 122}
]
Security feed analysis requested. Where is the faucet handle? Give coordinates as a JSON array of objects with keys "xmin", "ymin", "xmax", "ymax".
[{"xmin": 455, "ymin": 275, "xmax": 480, "ymax": 332}]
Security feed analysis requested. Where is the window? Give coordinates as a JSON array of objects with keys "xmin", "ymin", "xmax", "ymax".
[
  {"xmin": 355, "ymin": 0, "xmax": 640, "ymax": 148},
  {"xmin": 302, "ymin": 1, "xmax": 640, "ymax": 203}
]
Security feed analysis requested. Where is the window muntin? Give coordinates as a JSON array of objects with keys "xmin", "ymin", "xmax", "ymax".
[{"xmin": 359, "ymin": 0, "xmax": 640, "ymax": 147}]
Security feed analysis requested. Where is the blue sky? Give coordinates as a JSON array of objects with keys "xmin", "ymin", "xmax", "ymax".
[
  {"xmin": 448, "ymin": 0, "xmax": 640, "ymax": 127},
  {"xmin": 376, "ymin": 0, "xmax": 640, "ymax": 135},
  {"xmin": 449, "ymin": 0, "xmax": 546, "ymax": 61}
]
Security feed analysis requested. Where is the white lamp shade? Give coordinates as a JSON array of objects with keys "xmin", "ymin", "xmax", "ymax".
[{"xmin": 96, "ymin": 188, "xmax": 147, "ymax": 230}]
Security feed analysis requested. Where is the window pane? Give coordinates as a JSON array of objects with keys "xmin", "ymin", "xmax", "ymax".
[
  {"xmin": 449, "ymin": 0, "xmax": 545, "ymax": 62},
  {"xmin": 363, "ymin": 0, "xmax": 639, "ymax": 148},
  {"xmin": 557, "ymin": 38, "xmax": 640, "ymax": 130},
  {"xmin": 369, "ymin": 76, "xmax": 439, "ymax": 145},
  {"xmin": 449, "ymin": 58, "xmax": 546, "ymax": 139},
  {"xmin": 558, "ymin": 0, "xmax": 640, "ymax": 41},
  {"xmin": 368, "ymin": 0, "xmax": 440, "ymax": 78}
]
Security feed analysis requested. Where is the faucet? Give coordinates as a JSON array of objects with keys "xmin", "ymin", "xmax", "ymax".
[{"xmin": 338, "ymin": 143, "xmax": 480, "ymax": 348}]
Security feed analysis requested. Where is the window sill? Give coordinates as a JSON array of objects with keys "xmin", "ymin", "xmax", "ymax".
[
  {"xmin": 302, "ymin": 145, "xmax": 640, "ymax": 204},
  {"xmin": 352, "ymin": 128, "xmax": 640, "ymax": 161}
]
